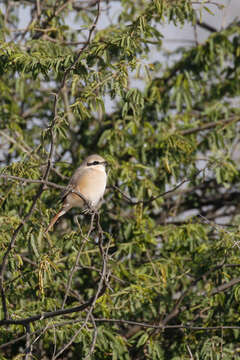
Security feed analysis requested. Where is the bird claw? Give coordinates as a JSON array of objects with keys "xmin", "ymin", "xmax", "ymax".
[
  {"xmin": 82, "ymin": 204, "xmax": 95, "ymax": 215},
  {"xmin": 82, "ymin": 208, "xmax": 90, "ymax": 214}
]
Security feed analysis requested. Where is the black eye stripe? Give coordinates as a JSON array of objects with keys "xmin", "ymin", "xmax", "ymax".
[{"xmin": 87, "ymin": 161, "xmax": 100, "ymax": 166}]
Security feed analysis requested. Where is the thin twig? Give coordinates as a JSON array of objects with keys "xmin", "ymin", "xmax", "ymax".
[
  {"xmin": 61, "ymin": 212, "xmax": 97, "ymax": 309},
  {"xmin": 196, "ymin": 19, "xmax": 217, "ymax": 33},
  {"xmin": 84, "ymin": 313, "xmax": 98, "ymax": 360},
  {"xmin": 51, "ymin": 322, "xmax": 57, "ymax": 360},
  {"xmin": 24, "ymin": 324, "xmax": 32, "ymax": 360},
  {"xmin": 60, "ymin": 0, "xmax": 102, "ymax": 91},
  {"xmin": 0, "ymin": 130, "xmax": 38, "ymax": 160},
  {"xmin": 181, "ymin": 117, "xmax": 240, "ymax": 136},
  {"xmin": 186, "ymin": 344, "xmax": 194, "ymax": 359}
]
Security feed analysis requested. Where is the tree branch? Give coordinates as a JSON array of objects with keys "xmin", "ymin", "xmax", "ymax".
[
  {"xmin": 181, "ymin": 117, "xmax": 240, "ymax": 136},
  {"xmin": 0, "ymin": 284, "xmax": 106, "ymax": 326},
  {"xmin": 196, "ymin": 19, "xmax": 217, "ymax": 33}
]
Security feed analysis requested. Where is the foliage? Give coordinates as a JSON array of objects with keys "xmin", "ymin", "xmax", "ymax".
[{"xmin": 0, "ymin": 0, "xmax": 240, "ymax": 359}]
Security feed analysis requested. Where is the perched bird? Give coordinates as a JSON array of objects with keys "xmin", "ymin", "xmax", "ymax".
[{"xmin": 45, "ymin": 154, "xmax": 107, "ymax": 232}]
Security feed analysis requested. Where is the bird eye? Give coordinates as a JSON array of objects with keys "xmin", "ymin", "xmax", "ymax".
[{"xmin": 93, "ymin": 161, "xmax": 99, "ymax": 165}]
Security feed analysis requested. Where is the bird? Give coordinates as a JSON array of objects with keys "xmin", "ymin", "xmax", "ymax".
[{"xmin": 45, "ymin": 154, "xmax": 108, "ymax": 233}]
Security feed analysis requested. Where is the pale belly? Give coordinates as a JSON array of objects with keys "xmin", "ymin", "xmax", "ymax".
[{"xmin": 74, "ymin": 170, "xmax": 106, "ymax": 208}]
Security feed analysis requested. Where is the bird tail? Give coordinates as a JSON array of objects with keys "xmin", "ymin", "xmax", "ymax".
[{"xmin": 45, "ymin": 209, "xmax": 66, "ymax": 233}]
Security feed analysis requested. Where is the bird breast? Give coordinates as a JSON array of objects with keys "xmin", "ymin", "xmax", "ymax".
[{"xmin": 75, "ymin": 168, "xmax": 107, "ymax": 207}]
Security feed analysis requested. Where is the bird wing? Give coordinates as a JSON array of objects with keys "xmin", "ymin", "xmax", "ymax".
[{"xmin": 60, "ymin": 166, "xmax": 84, "ymax": 202}]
